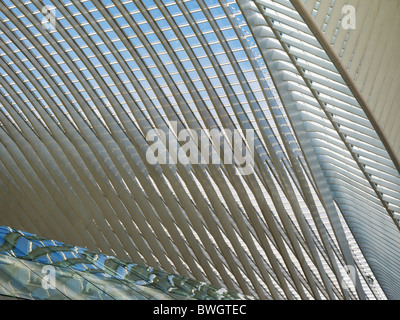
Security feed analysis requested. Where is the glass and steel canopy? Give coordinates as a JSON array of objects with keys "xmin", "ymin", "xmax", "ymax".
[
  {"xmin": 0, "ymin": 226, "xmax": 252, "ymax": 299},
  {"xmin": 0, "ymin": 0, "xmax": 398, "ymax": 300}
]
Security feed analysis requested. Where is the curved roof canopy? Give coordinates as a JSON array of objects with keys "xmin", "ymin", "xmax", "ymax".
[
  {"xmin": 0, "ymin": 0, "xmax": 398, "ymax": 300},
  {"xmin": 0, "ymin": 226, "xmax": 251, "ymax": 300}
]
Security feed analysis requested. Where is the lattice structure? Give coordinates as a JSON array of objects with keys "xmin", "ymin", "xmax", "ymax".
[
  {"xmin": 0, "ymin": 226, "xmax": 251, "ymax": 299},
  {"xmin": 0, "ymin": 0, "xmax": 397, "ymax": 300}
]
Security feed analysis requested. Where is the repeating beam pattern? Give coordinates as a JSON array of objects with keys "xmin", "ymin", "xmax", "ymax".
[
  {"xmin": 0, "ymin": 0, "xmax": 395, "ymax": 300},
  {"xmin": 299, "ymin": 0, "xmax": 400, "ymax": 175},
  {"xmin": 238, "ymin": 0, "xmax": 400, "ymax": 299}
]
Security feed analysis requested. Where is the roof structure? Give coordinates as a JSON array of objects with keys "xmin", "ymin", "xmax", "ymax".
[
  {"xmin": 0, "ymin": 226, "xmax": 251, "ymax": 299},
  {"xmin": 0, "ymin": 0, "xmax": 398, "ymax": 300}
]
